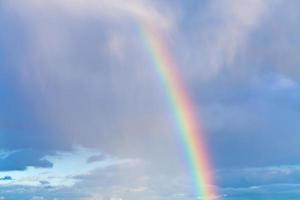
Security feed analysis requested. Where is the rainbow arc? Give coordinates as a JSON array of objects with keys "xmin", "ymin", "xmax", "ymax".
[{"xmin": 140, "ymin": 24, "xmax": 218, "ymax": 199}]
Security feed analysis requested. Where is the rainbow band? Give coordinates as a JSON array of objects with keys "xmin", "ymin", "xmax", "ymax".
[{"xmin": 140, "ymin": 25, "xmax": 217, "ymax": 199}]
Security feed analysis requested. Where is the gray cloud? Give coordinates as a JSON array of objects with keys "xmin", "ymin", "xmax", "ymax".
[
  {"xmin": 0, "ymin": 176, "xmax": 13, "ymax": 181},
  {"xmin": 217, "ymin": 165, "xmax": 300, "ymax": 188},
  {"xmin": 0, "ymin": 0, "xmax": 185, "ymax": 177},
  {"xmin": 1, "ymin": 0, "xmax": 300, "ymax": 199},
  {"xmin": 87, "ymin": 154, "xmax": 106, "ymax": 163},
  {"xmin": 0, "ymin": 149, "xmax": 53, "ymax": 171}
]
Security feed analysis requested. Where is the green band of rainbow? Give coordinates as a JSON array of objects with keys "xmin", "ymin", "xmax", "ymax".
[{"xmin": 140, "ymin": 24, "xmax": 217, "ymax": 199}]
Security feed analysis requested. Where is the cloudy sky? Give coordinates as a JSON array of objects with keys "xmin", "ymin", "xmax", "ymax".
[{"xmin": 0, "ymin": 0, "xmax": 300, "ymax": 199}]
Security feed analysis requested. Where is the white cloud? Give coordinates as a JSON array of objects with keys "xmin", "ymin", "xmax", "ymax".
[
  {"xmin": 110, "ymin": 198, "xmax": 122, "ymax": 200},
  {"xmin": 272, "ymin": 75, "xmax": 298, "ymax": 90},
  {"xmin": 5, "ymin": 0, "xmax": 172, "ymax": 30},
  {"xmin": 31, "ymin": 196, "xmax": 45, "ymax": 200},
  {"xmin": 181, "ymin": 0, "xmax": 280, "ymax": 81},
  {"xmin": 0, "ymin": 147, "xmax": 137, "ymax": 188},
  {"xmin": 208, "ymin": 0, "xmax": 269, "ymax": 66}
]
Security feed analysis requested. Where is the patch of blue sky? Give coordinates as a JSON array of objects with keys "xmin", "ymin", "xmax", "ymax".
[{"xmin": 0, "ymin": 146, "xmax": 133, "ymax": 188}]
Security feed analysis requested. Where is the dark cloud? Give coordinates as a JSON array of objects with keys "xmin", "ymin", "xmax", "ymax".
[
  {"xmin": 0, "ymin": 185, "xmax": 88, "ymax": 200},
  {"xmin": 0, "ymin": 149, "xmax": 53, "ymax": 171},
  {"xmin": 0, "ymin": 0, "xmax": 174, "ymax": 162},
  {"xmin": 0, "ymin": 176, "xmax": 13, "ymax": 181},
  {"xmin": 221, "ymin": 184, "xmax": 300, "ymax": 200},
  {"xmin": 199, "ymin": 79, "xmax": 300, "ymax": 168},
  {"xmin": 39, "ymin": 180, "xmax": 50, "ymax": 185},
  {"xmin": 217, "ymin": 166, "xmax": 300, "ymax": 188},
  {"xmin": 87, "ymin": 154, "xmax": 106, "ymax": 163}
]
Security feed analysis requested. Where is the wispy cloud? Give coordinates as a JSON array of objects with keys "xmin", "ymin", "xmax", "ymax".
[{"xmin": 5, "ymin": 0, "xmax": 172, "ymax": 29}]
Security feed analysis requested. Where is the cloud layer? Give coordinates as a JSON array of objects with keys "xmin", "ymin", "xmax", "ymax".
[{"xmin": 0, "ymin": 0, "xmax": 300, "ymax": 199}]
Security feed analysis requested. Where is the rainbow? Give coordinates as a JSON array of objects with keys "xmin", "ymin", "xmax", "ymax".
[{"xmin": 140, "ymin": 24, "xmax": 217, "ymax": 199}]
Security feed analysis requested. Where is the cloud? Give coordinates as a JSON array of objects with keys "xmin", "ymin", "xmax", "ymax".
[
  {"xmin": 0, "ymin": 146, "xmax": 140, "ymax": 189},
  {"xmin": 203, "ymin": 0, "xmax": 271, "ymax": 73},
  {"xmin": 217, "ymin": 165, "xmax": 300, "ymax": 188},
  {"xmin": 0, "ymin": 0, "xmax": 182, "ymax": 179},
  {"xmin": 0, "ymin": 149, "xmax": 53, "ymax": 171},
  {"xmin": 87, "ymin": 154, "xmax": 106, "ymax": 163},
  {"xmin": 215, "ymin": 166, "xmax": 300, "ymax": 200},
  {"xmin": 7, "ymin": 0, "xmax": 172, "ymax": 28},
  {"xmin": 39, "ymin": 180, "xmax": 50, "ymax": 186},
  {"xmin": 221, "ymin": 183, "xmax": 300, "ymax": 200},
  {"xmin": 31, "ymin": 196, "xmax": 46, "ymax": 200},
  {"xmin": 1, "ymin": 0, "xmax": 300, "ymax": 199},
  {"xmin": 175, "ymin": 0, "xmax": 278, "ymax": 81},
  {"xmin": 1, "ymin": 0, "xmax": 187, "ymax": 181},
  {"xmin": 0, "ymin": 176, "xmax": 13, "ymax": 181},
  {"xmin": 0, "ymin": 185, "xmax": 88, "ymax": 200},
  {"xmin": 1, "ymin": 0, "xmax": 298, "ymax": 168},
  {"xmin": 71, "ymin": 158, "xmax": 203, "ymax": 200},
  {"xmin": 199, "ymin": 81, "xmax": 300, "ymax": 168}
]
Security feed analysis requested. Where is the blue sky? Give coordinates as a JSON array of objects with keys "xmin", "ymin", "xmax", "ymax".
[{"xmin": 0, "ymin": 0, "xmax": 300, "ymax": 199}]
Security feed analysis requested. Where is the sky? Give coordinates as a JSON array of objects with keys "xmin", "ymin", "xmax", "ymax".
[{"xmin": 0, "ymin": 0, "xmax": 300, "ymax": 199}]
